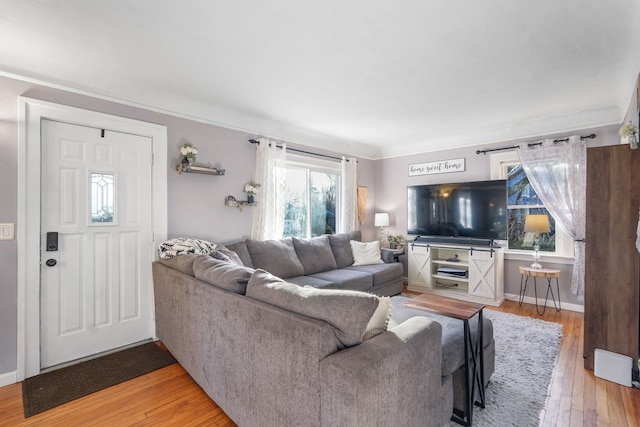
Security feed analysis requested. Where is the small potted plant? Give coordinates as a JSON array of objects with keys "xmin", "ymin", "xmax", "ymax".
[
  {"xmin": 243, "ymin": 181, "xmax": 261, "ymax": 204},
  {"xmin": 179, "ymin": 143, "xmax": 198, "ymax": 167},
  {"xmin": 619, "ymin": 121, "xmax": 638, "ymax": 149},
  {"xmin": 387, "ymin": 234, "xmax": 405, "ymax": 250}
]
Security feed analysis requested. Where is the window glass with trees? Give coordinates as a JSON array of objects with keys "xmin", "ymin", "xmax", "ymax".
[
  {"xmin": 507, "ymin": 164, "xmax": 556, "ymax": 252},
  {"xmin": 283, "ymin": 156, "xmax": 339, "ymax": 238}
]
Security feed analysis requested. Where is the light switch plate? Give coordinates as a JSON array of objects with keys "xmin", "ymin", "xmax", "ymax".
[{"xmin": 0, "ymin": 223, "xmax": 15, "ymax": 240}]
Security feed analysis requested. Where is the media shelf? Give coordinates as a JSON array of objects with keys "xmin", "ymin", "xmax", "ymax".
[{"xmin": 407, "ymin": 241, "xmax": 504, "ymax": 306}]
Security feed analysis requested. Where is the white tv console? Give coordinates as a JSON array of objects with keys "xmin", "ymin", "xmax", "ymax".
[{"xmin": 407, "ymin": 240, "xmax": 504, "ymax": 306}]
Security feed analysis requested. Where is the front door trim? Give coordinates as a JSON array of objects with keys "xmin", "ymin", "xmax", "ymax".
[{"xmin": 17, "ymin": 97, "xmax": 168, "ymax": 380}]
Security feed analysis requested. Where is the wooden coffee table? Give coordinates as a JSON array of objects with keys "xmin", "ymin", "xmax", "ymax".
[{"xmin": 405, "ymin": 294, "xmax": 486, "ymax": 427}]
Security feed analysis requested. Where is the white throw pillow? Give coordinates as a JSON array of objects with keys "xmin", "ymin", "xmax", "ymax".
[
  {"xmin": 363, "ymin": 296, "xmax": 392, "ymax": 341},
  {"xmin": 350, "ymin": 240, "xmax": 384, "ymax": 266}
]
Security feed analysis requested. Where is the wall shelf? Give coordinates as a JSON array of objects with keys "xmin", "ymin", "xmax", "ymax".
[
  {"xmin": 225, "ymin": 196, "xmax": 255, "ymax": 211},
  {"xmin": 176, "ymin": 164, "xmax": 225, "ymax": 175}
]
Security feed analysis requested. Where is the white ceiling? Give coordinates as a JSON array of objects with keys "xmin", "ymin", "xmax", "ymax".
[{"xmin": 1, "ymin": 1, "xmax": 639, "ymax": 159}]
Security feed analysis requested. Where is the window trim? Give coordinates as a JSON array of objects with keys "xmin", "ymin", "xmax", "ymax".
[{"xmin": 490, "ymin": 151, "xmax": 575, "ymax": 261}]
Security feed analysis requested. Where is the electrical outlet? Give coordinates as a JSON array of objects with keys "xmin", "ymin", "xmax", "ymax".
[{"xmin": 0, "ymin": 223, "xmax": 15, "ymax": 240}]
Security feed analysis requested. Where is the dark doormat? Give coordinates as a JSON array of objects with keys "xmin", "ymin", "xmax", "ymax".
[{"xmin": 22, "ymin": 341, "xmax": 177, "ymax": 418}]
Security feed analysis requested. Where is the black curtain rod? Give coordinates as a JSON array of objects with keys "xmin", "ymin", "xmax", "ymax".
[
  {"xmin": 248, "ymin": 139, "xmax": 353, "ymax": 162},
  {"xmin": 475, "ymin": 133, "xmax": 596, "ymax": 155}
]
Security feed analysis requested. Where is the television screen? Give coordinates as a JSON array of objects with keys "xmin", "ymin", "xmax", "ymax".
[{"xmin": 407, "ymin": 180, "xmax": 507, "ymax": 240}]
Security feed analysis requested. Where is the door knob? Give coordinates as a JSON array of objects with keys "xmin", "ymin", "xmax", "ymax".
[{"xmin": 45, "ymin": 259, "xmax": 57, "ymax": 267}]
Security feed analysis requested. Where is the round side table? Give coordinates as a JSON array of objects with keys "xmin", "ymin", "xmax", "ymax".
[{"xmin": 518, "ymin": 266, "xmax": 561, "ymax": 315}]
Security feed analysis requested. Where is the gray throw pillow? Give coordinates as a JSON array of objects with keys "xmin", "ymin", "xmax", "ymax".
[
  {"xmin": 210, "ymin": 247, "xmax": 244, "ymax": 266},
  {"xmin": 246, "ymin": 269, "xmax": 379, "ymax": 348},
  {"xmin": 225, "ymin": 240, "xmax": 253, "ymax": 268},
  {"xmin": 193, "ymin": 256, "xmax": 255, "ymax": 294},
  {"xmin": 328, "ymin": 231, "xmax": 362, "ymax": 268},
  {"xmin": 292, "ymin": 235, "xmax": 338, "ymax": 275},
  {"xmin": 245, "ymin": 238, "xmax": 305, "ymax": 278}
]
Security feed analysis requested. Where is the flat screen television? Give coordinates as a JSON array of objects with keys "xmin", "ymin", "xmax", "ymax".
[{"xmin": 407, "ymin": 179, "xmax": 508, "ymax": 241}]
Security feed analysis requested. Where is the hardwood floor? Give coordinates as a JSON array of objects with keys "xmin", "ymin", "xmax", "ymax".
[{"xmin": 1, "ymin": 299, "xmax": 639, "ymax": 426}]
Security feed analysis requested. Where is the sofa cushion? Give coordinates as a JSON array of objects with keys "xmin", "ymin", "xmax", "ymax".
[
  {"xmin": 210, "ymin": 247, "xmax": 244, "ymax": 266},
  {"xmin": 193, "ymin": 255, "xmax": 255, "ymax": 294},
  {"xmin": 158, "ymin": 253, "xmax": 200, "ymax": 276},
  {"xmin": 350, "ymin": 240, "xmax": 384, "ymax": 266},
  {"xmin": 292, "ymin": 236, "xmax": 338, "ymax": 275},
  {"xmin": 285, "ymin": 275, "xmax": 337, "ymax": 289},
  {"xmin": 158, "ymin": 237, "xmax": 217, "ymax": 259},
  {"xmin": 309, "ymin": 269, "xmax": 373, "ymax": 292},
  {"xmin": 225, "ymin": 240, "xmax": 253, "ymax": 268},
  {"xmin": 363, "ymin": 296, "xmax": 392, "ymax": 341},
  {"xmin": 246, "ymin": 269, "xmax": 379, "ymax": 348},
  {"xmin": 345, "ymin": 263, "xmax": 403, "ymax": 286},
  {"xmin": 246, "ymin": 238, "xmax": 305, "ymax": 278},
  {"xmin": 328, "ymin": 231, "xmax": 361, "ymax": 268}
]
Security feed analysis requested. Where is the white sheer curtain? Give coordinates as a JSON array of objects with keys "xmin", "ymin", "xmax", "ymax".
[
  {"xmin": 517, "ymin": 136, "xmax": 587, "ymax": 301},
  {"xmin": 250, "ymin": 138, "xmax": 287, "ymax": 240},
  {"xmin": 339, "ymin": 156, "xmax": 358, "ymax": 233}
]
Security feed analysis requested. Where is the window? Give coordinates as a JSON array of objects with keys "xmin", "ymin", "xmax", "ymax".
[
  {"xmin": 506, "ymin": 164, "xmax": 555, "ymax": 252},
  {"xmin": 283, "ymin": 155, "xmax": 340, "ymax": 238},
  {"xmin": 491, "ymin": 152, "xmax": 573, "ymax": 258}
]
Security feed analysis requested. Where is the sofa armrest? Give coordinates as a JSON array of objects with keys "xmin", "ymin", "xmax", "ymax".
[
  {"xmin": 319, "ymin": 316, "xmax": 451, "ymax": 427},
  {"xmin": 380, "ymin": 249, "xmax": 394, "ymax": 263}
]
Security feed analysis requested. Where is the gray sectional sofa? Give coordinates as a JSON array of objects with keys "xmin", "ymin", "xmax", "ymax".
[
  {"xmin": 224, "ymin": 231, "xmax": 404, "ymax": 296},
  {"xmin": 152, "ymin": 232, "xmax": 494, "ymax": 426}
]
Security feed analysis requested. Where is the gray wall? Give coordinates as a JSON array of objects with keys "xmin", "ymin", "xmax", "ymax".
[
  {"xmin": 0, "ymin": 74, "xmax": 374, "ymax": 376},
  {"xmin": 373, "ymin": 124, "xmax": 622, "ymax": 307}
]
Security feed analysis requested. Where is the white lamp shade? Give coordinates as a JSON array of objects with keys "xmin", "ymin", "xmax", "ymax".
[
  {"xmin": 524, "ymin": 214, "xmax": 551, "ymax": 233},
  {"xmin": 374, "ymin": 213, "xmax": 390, "ymax": 227}
]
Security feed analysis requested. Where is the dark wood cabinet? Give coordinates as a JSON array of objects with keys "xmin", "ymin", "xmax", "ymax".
[{"xmin": 584, "ymin": 144, "xmax": 640, "ymax": 378}]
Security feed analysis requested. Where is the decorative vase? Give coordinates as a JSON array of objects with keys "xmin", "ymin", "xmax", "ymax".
[
  {"xmin": 247, "ymin": 194, "xmax": 254, "ymax": 204},
  {"xmin": 390, "ymin": 242, "xmax": 397, "ymax": 249}
]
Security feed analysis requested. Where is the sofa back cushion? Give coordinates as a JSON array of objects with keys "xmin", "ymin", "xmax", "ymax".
[
  {"xmin": 327, "ymin": 231, "xmax": 361, "ymax": 268},
  {"xmin": 158, "ymin": 253, "xmax": 201, "ymax": 276},
  {"xmin": 225, "ymin": 240, "xmax": 253, "ymax": 268},
  {"xmin": 193, "ymin": 255, "xmax": 255, "ymax": 294},
  {"xmin": 246, "ymin": 269, "xmax": 379, "ymax": 348},
  {"xmin": 292, "ymin": 235, "xmax": 338, "ymax": 275},
  {"xmin": 246, "ymin": 238, "xmax": 305, "ymax": 278}
]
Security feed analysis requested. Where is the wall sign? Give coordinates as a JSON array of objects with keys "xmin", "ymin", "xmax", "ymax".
[{"xmin": 408, "ymin": 158, "xmax": 465, "ymax": 176}]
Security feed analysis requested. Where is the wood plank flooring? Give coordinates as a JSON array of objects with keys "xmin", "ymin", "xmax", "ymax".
[{"xmin": 1, "ymin": 299, "xmax": 639, "ymax": 426}]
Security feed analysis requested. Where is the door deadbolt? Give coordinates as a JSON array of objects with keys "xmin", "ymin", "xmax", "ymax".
[{"xmin": 45, "ymin": 259, "xmax": 57, "ymax": 267}]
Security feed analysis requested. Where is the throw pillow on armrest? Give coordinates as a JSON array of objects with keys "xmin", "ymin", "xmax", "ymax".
[
  {"xmin": 350, "ymin": 240, "xmax": 384, "ymax": 266},
  {"xmin": 363, "ymin": 296, "xmax": 393, "ymax": 341}
]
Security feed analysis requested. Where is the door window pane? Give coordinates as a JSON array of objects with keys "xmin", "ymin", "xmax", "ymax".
[{"xmin": 90, "ymin": 172, "xmax": 115, "ymax": 224}]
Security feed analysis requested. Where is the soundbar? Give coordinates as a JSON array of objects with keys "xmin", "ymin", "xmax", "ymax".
[{"xmin": 412, "ymin": 236, "xmax": 496, "ymax": 246}]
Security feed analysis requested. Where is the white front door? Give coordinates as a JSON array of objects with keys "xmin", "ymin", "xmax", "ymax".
[{"xmin": 40, "ymin": 119, "xmax": 155, "ymax": 369}]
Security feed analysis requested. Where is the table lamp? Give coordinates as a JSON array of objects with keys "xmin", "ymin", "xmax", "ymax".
[
  {"xmin": 374, "ymin": 212, "xmax": 390, "ymax": 243},
  {"xmin": 524, "ymin": 214, "xmax": 551, "ymax": 269}
]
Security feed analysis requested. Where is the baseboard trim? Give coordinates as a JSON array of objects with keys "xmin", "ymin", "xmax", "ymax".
[
  {"xmin": 0, "ymin": 370, "xmax": 17, "ymax": 387},
  {"xmin": 504, "ymin": 293, "xmax": 584, "ymax": 313}
]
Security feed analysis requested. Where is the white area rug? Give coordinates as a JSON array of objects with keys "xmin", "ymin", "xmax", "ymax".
[{"xmin": 448, "ymin": 310, "xmax": 563, "ymax": 427}]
